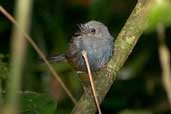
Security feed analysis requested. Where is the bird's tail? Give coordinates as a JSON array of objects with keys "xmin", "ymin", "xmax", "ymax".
[{"xmin": 48, "ymin": 54, "xmax": 66, "ymax": 62}]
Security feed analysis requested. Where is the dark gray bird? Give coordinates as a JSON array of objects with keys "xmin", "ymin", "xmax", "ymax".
[{"xmin": 49, "ymin": 20, "xmax": 114, "ymax": 72}]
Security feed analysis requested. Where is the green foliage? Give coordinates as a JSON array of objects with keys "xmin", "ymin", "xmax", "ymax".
[
  {"xmin": 20, "ymin": 92, "xmax": 57, "ymax": 114},
  {"xmin": 118, "ymin": 109, "xmax": 153, "ymax": 114},
  {"xmin": 146, "ymin": 0, "xmax": 171, "ymax": 31},
  {"xmin": 0, "ymin": 54, "xmax": 9, "ymax": 80},
  {"xmin": 0, "ymin": 0, "xmax": 171, "ymax": 113}
]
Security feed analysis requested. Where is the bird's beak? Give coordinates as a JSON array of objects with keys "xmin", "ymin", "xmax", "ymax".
[{"xmin": 74, "ymin": 23, "xmax": 88, "ymax": 36}]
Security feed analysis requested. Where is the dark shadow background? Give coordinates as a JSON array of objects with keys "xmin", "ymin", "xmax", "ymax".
[{"xmin": 0, "ymin": 0, "xmax": 171, "ymax": 114}]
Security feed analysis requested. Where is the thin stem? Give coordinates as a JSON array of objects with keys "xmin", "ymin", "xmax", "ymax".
[
  {"xmin": 2, "ymin": 0, "xmax": 32, "ymax": 114},
  {"xmin": 82, "ymin": 50, "xmax": 102, "ymax": 114},
  {"xmin": 157, "ymin": 23, "xmax": 171, "ymax": 106},
  {"xmin": 0, "ymin": 6, "xmax": 77, "ymax": 105},
  {"xmin": 0, "ymin": 79, "xmax": 2, "ymax": 105}
]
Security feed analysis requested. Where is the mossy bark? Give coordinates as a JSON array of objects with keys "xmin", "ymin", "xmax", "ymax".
[{"xmin": 71, "ymin": 1, "xmax": 150, "ymax": 114}]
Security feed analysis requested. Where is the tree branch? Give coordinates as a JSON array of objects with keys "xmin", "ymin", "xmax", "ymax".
[{"xmin": 71, "ymin": 1, "xmax": 151, "ymax": 114}]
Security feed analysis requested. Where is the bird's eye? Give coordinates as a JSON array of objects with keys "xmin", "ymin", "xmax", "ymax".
[{"xmin": 90, "ymin": 28, "xmax": 96, "ymax": 33}]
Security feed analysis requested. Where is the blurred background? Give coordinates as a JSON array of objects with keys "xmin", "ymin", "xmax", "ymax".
[{"xmin": 0, "ymin": 0, "xmax": 171, "ymax": 114}]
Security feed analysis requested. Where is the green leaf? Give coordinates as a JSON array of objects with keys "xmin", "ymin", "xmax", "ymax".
[
  {"xmin": 20, "ymin": 91, "xmax": 57, "ymax": 114},
  {"xmin": 118, "ymin": 109, "xmax": 153, "ymax": 114},
  {"xmin": 0, "ymin": 54, "xmax": 9, "ymax": 80},
  {"xmin": 146, "ymin": 0, "xmax": 171, "ymax": 31}
]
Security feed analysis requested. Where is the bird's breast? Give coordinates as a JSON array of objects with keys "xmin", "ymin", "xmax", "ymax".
[{"xmin": 66, "ymin": 36, "xmax": 113, "ymax": 72}]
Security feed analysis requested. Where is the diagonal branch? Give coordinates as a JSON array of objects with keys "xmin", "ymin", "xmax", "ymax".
[
  {"xmin": 0, "ymin": 6, "xmax": 77, "ymax": 105},
  {"xmin": 71, "ymin": 1, "xmax": 151, "ymax": 114}
]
